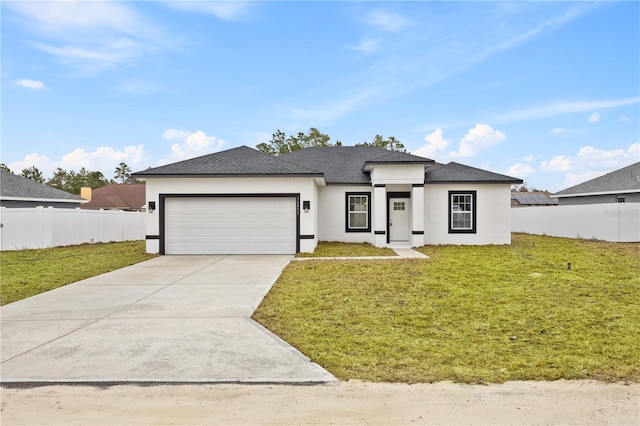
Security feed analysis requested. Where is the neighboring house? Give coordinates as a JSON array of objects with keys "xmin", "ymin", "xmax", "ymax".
[
  {"xmin": 552, "ymin": 161, "xmax": 640, "ymax": 205},
  {"xmin": 132, "ymin": 145, "xmax": 522, "ymax": 255},
  {"xmin": 511, "ymin": 192, "xmax": 558, "ymax": 207},
  {"xmin": 0, "ymin": 170, "xmax": 85, "ymax": 209},
  {"xmin": 80, "ymin": 183, "xmax": 146, "ymax": 211}
]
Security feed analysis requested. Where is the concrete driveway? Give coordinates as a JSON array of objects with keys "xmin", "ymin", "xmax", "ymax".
[{"xmin": 0, "ymin": 255, "xmax": 336, "ymax": 383}]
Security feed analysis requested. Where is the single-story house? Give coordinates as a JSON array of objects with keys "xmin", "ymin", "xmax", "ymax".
[
  {"xmin": 511, "ymin": 192, "xmax": 557, "ymax": 207},
  {"xmin": 132, "ymin": 145, "xmax": 522, "ymax": 255},
  {"xmin": 552, "ymin": 161, "xmax": 640, "ymax": 205},
  {"xmin": 0, "ymin": 170, "xmax": 85, "ymax": 209},
  {"xmin": 80, "ymin": 183, "xmax": 146, "ymax": 211}
]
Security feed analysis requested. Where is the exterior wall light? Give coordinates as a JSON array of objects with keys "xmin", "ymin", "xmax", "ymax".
[
  {"xmin": 148, "ymin": 201, "xmax": 156, "ymax": 213},
  {"xmin": 303, "ymin": 200, "xmax": 310, "ymax": 213}
]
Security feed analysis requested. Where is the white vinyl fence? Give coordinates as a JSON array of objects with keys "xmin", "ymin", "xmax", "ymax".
[
  {"xmin": 511, "ymin": 203, "xmax": 640, "ymax": 243},
  {"xmin": 0, "ymin": 206, "xmax": 146, "ymax": 251}
]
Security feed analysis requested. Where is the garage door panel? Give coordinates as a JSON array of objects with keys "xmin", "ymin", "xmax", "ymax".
[{"xmin": 165, "ymin": 197, "xmax": 296, "ymax": 254}]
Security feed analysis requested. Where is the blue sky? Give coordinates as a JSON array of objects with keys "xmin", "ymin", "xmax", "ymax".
[{"xmin": 2, "ymin": 1, "xmax": 638, "ymax": 191}]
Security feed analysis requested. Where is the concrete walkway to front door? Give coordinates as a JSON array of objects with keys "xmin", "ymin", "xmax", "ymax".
[{"xmin": 0, "ymin": 255, "xmax": 336, "ymax": 384}]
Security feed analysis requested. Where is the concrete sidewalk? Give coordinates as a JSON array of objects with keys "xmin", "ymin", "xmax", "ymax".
[
  {"xmin": 0, "ymin": 255, "xmax": 336, "ymax": 384},
  {"xmin": 292, "ymin": 247, "xmax": 429, "ymax": 261}
]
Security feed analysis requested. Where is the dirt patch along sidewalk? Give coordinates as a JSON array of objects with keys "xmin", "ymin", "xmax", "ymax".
[{"xmin": 2, "ymin": 380, "xmax": 638, "ymax": 425}]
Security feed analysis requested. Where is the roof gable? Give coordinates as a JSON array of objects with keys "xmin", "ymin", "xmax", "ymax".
[
  {"xmin": 133, "ymin": 145, "xmax": 322, "ymax": 177},
  {"xmin": 280, "ymin": 146, "xmax": 433, "ymax": 184},
  {"xmin": 0, "ymin": 170, "xmax": 84, "ymax": 202},
  {"xmin": 424, "ymin": 162, "xmax": 523, "ymax": 184},
  {"xmin": 553, "ymin": 161, "xmax": 640, "ymax": 197}
]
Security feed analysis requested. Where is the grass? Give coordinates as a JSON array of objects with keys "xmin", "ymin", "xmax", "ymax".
[
  {"xmin": 0, "ymin": 241, "xmax": 158, "ymax": 305},
  {"xmin": 253, "ymin": 234, "xmax": 640, "ymax": 384},
  {"xmin": 296, "ymin": 241, "xmax": 397, "ymax": 257}
]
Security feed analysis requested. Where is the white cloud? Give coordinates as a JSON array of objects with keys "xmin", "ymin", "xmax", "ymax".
[
  {"xmin": 541, "ymin": 155, "xmax": 572, "ymax": 172},
  {"xmin": 348, "ymin": 38, "xmax": 380, "ymax": 55},
  {"xmin": 550, "ymin": 128, "xmax": 565, "ymax": 134},
  {"xmin": 537, "ymin": 143, "xmax": 640, "ymax": 190},
  {"xmin": 588, "ymin": 112, "xmax": 601, "ymax": 123},
  {"xmin": 619, "ymin": 115, "xmax": 631, "ymax": 123},
  {"xmin": 563, "ymin": 170, "xmax": 608, "ymax": 188},
  {"xmin": 508, "ymin": 163, "xmax": 535, "ymax": 177},
  {"xmin": 6, "ymin": 1, "xmax": 169, "ymax": 74},
  {"xmin": 449, "ymin": 123, "xmax": 506, "ymax": 158},
  {"xmin": 576, "ymin": 144, "xmax": 640, "ymax": 168},
  {"xmin": 160, "ymin": 2, "xmax": 252, "ymax": 20},
  {"xmin": 523, "ymin": 155, "xmax": 537, "ymax": 162},
  {"xmin": 161, "ymin": 129, "xmax": 225, "ymax": 162},
  {"xmin": 15, "ymin": 79, "xmax": 45, "ymax": 89},
  {"xmin": 8, "ymin": 145, "xmax": 147, "ymax": 179},
  {"xmin": 5, "ymin": 1, "xmax": 141, "ymax": 35},
  {"xmin": 496, "ymin": 97, "xmax": 640, "ymax": 122},
  {"xmin": 364, "ymin": 10, "xmax": 412, "ymax": 32},
  {"xmin": 413, "ymin": 128, "xmax": 450, "ymax": 159}
]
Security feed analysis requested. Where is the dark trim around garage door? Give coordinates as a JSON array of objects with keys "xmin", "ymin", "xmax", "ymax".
[{"xmin": 158, "ymin": 193, "xmax": 301, "ymax": 255}]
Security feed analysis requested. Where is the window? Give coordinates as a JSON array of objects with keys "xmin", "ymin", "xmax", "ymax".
[
  {"xmin": 393, "ymin": 201, "xmax": 405, "ymax": 211},
  {"xmin": 346, "ymin": 192, "xmax": 371, "ymax": 232},
  {"xmin": 449, "ymin": 191, "xmax": 476, "ymax": 233},
  {"xmin": 617, "ymin": 196, "xmax": 626, "ymax": 203}
]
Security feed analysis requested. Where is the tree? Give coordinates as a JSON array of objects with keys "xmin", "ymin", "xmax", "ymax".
[
  {"xmin": 48, "ymin": 167, "xmax": 112, "ymax": 194},
  {"xmin": 21, "ymin": 166, "xmax": 45, "ymax": 183},
  {"xmin": 511, "ymin": 182, "xmax": 547, "ymax": 193},
  {"xmin": 114, "ymin": 162, "xmax": 132, "ymax": 183},
  {"xmin": 47, "ymin": 167, "xmax": 71, "ymax": 191},
  {"xmin": 256, "ymin": 128, "xmax": 340, "ymax": 155},
  {"xmin": 0, "ymin": 163, "xmax": 13, "ymax": 173},
  {"xmin": 356, "ymin": 135, "xmax": 406, "ymax": 152}
]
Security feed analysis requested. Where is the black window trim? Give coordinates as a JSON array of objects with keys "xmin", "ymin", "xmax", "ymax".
[
  {"xmin": 448, "ymin": 190, "xmax": 477, "ymax": 234},
  {"xmin": 345, "ymin": 192, "xmax": 371, "ymax": 233}
]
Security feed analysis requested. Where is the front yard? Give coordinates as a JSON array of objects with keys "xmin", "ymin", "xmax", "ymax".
[
  {"xmin": 0, "ymin": 241, "xmax": 157, "ymax": 305},
  {"xmin": 253, "ymin": 234, "xmax": 640, "ymax": 383}
]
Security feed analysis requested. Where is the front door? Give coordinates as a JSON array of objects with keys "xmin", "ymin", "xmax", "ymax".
[{"xmin": 389, "ymin": 198, "xmax": 409, "ymax": 242}]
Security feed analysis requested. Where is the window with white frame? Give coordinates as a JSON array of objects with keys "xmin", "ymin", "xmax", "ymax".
[
  {"xmin": 449, "ymin": 191, "xmax": 476, "ymax": 233},
  {"xmin": 346, "ymin": 192, "xmax": 371, "ymax": 232}
]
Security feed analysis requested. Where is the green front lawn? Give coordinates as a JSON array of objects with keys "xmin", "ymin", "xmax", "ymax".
[
  {"xmin": 253, "ymin": 234, "xmax": 640, "ymax": 383},
  {"xmin": 0, "ymin": 241, "xmax": 157, "ymax": 305},
  {"xmin": 296, "ymin": 241, "xmax": 397, "ymax": 257}
]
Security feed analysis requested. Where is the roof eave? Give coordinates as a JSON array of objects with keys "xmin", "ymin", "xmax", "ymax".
[
  {"xmin": 362, "ymin": 160, "xmax": 432, "ymax": 172},
  {"xmin": 131, "ymin": 173, "xmax": 325, "ymax": 179},
  {"xmin": 0, "ymin": 196, "xmax": 86, "ymax": 204},
  {"xmin": 552, "ymin": 188, "xmax": 640, "ymax": 198},
  {"xmin": 425, "ymin": 179, "xmax": 523, "ymax": 184}
]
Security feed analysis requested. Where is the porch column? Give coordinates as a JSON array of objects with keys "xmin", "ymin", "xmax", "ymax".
[
  {"xmin": 411, "ymin": 184, "xmax": 425, "ymax": 247},
  {"xmin": 373, "ymin": 184, "xmax": 387, "ymax": 247}
]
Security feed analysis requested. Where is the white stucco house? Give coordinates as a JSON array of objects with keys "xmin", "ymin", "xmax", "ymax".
[{"xmin": 133, "ymin": 146, "xmax": 522, "ymax": 255}]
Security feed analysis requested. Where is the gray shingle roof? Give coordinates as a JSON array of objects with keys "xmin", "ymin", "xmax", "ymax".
[
  {"xmin": 133, "ymin": 145, "xmax": 523, "ymax": 185},
  {"xmin": 280, "ymin": 146, "xmax": 433, "ymax": 184},
  {"xmin": 132, "ymin": 145, "xmax": 323, "ymax": 177},
  {"xmin": 553, "ymin": 161, "xmax": 640, "ymax": 197},
  {"xmin": 511, "ymin": 192, "xmax": 558, "ymax": 206},
  {"xmin": 424, "ymin": 162, "xmax": 523, "ymax": 184},
  {"xmin": 0, "ymin": 170, "xmax": 84, "ymax": 202}
]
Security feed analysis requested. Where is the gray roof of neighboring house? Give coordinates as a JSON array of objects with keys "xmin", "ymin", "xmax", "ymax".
[
  {"xmin": 133, "ymin": 145, "xmax": 522, "ymax": 185},
  {"xmin": 280, "ymin": 146, "xmax": 433, "ymax": 184},
  {"xmin": 424, "ymin": 162, "xmax": 523, "ymax": 184},
  {"xmin": 553, "ymin": 161, "xmax": 640, "ymax": 197},
  {"xmin": 511, "ymin": 192, "xmax": 558, "ymax": 206},
  {"xmin": 0, "ymin": 170, "xmax": 84, "ymax": 202},
  {"xmin": 132, "ymin": 145, "xmax": 323, "ymax": 177}
]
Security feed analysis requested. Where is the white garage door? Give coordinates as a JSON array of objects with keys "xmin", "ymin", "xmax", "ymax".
[{"xmin": 165, "ymin": 197, "xmax": 296, "ymax": 254}]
